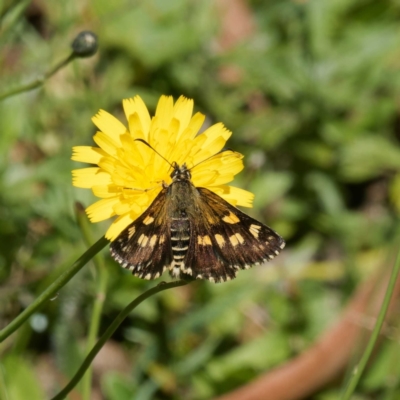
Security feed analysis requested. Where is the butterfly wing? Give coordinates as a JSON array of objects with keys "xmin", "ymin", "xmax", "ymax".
[
  {"xmin": 110, "ymin": 188, "xmax": 172, "ymax": 280},
  {"xmin": 183, "ymin": 187, "xmax": 285, "ymax": 282}
]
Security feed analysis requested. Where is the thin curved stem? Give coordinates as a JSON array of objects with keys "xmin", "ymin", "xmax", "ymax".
[
  {"xmin": 341, "ymin": 246, "xmax": 400, "ymax": 399},
  {"xmin": 0, "ymin": 236, "xmax": 109, "ymax": 342},
  {"xmin": 50, "ymin": 279, "xmax": 190, "ymax": 400},
  {"xmin": 0, "ymin": 53, "xmax": 76, "ymax": 101}
]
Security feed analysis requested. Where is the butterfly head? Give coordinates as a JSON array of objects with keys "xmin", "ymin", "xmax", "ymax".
[{"xmin": 171, "ymin": 162, "xmax": 191, "ymax": 182}]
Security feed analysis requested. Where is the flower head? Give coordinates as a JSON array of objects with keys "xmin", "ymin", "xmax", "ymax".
[{"xmin": 72, "ymin": 95, "xmax": 254, "ymax": 241}]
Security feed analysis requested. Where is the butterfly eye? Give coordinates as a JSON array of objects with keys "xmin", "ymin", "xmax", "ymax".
[{"xmin": 170, "ymin": 162, "xmax": 178, "ymax": 178}]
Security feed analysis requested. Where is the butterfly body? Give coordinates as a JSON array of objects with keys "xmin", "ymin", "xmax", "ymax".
[
  {"xmin": 110, "ymin": 163, "xmax": 285, "ymax": 283},
  {"xmin": 167, "ymin": 164, "xmax": 197, "ymax": 278}
]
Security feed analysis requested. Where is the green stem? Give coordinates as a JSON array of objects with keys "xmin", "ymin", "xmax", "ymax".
[
  {"xmin": 0, "ymin": 53, "xmax": 76, "ymax": 102},
  {"xmin": 0, "ymin": 236, "xmax": 109, "ymax": 343},
  {"xmin": 341, "ymin": 246, "xmax": 400, "ymax": 399},
  {"xmin": 50, "ymin": 280, "xmax": 190, "ymax": 400},
  {"xmin": 82, "ymin": 270, "xmax": 107, "ymax": 400},
  {"xmin": 75, "ymin": 205, "xmax": 109, "ymax": 400}
]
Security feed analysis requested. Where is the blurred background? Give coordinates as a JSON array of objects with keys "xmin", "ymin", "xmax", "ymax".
[{"xmin": 1, "ymin": 0, "xmax": 400, "ymax": 399}]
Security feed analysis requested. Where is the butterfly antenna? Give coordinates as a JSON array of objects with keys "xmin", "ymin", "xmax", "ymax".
[
  {"xmin": 134, "ymin": 139, "xmax": 173, "ymax": 168},
  {"xmin": 189, "ymin": 148, "xmax": 238, "ymax": 170}
]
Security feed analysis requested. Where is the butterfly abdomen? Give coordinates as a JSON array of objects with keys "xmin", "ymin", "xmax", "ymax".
[{"xmin": 169, "ymin": 210, "xmax": 191, "ymax": 278}]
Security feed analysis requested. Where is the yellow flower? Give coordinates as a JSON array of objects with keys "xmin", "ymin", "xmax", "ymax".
[{"xmin": 72, "ymin": 95, "xmax": 254, "ymax": 241}]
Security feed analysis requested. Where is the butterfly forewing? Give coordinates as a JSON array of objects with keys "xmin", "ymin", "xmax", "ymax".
[{"xmin": 110, "ymin": 188, "xmax": 172, "ymax": 280}]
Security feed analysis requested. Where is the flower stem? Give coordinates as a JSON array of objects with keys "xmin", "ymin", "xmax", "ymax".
[
  {"xmin": 0, "ymin": 236, "xmax": 109, "ymax": 343},
  {"xmin": 75, "ymin": 204, "xmax": 109, "ymax": 400},
  {"xmin": 340, "ymin": 245, "xmax": 400, "ymax": 399},
  {"xmin": 0, "ymin": 53, "xmax": 77, "ymax": 102},
  {"xmin": 50, "ymin": 279, "xmax": 190, "ymax": 400}
]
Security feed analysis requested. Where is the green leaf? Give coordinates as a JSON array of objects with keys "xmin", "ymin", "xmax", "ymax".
[
  {"xmin": 205, "ymin": 330, "xmax": 290, "ymax": 381},
  {"xmin": 250, "ymin": 171, "xmax": 293, "ymax": 209},
  {"xmin": 2, "ymin": 355, "xmax": 46, "ymax": 400},
  {"xmin": 340, "ymin": 136, "xmax": 400, "ymax": 181},
  {"xmin": 102, "ymin": 372, "xmax": 136, "ymax": 400}
]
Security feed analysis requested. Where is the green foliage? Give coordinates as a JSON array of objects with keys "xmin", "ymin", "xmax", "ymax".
[
  {"xmin": 1, "ymin": 0, "xmax": 400, "ymax": 398},
  {"xmin": 2, "ymin": 355, "xmax": 46, "ymax": 400}
]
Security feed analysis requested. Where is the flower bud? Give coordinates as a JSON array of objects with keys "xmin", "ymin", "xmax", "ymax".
[{"xmin": 71, "ymin": 31, "xmax": 98, "ymax": 58}]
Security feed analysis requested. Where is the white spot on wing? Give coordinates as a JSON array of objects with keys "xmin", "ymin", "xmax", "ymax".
[
  {"xmin": 128, "ymin": 226, "xmax": 136, "ymax": 239},
  {"xmin": 249, "ymin": 224, "xmax": 261, "ymax": 238},
  {"xmin": 229, "ymin": 233, "xmax": 244, "ymax": 246},
  {"xmin": 138, "ymin": 234, "xmax": 149, "ymax": 247},
  {"xmin": 222, "ymin": 211, "xmax": 240, "ymax": 224},
  {"xmin": 215, "ymin": 234, "xmax": 225, "ymax": 247},
  {"xmin": 143, "ymin": 216, "xmax": 154, "ymax": 225},
  {"xmin": 149, "ymin": 235, "xmax": 157, "ymax": 247},
  {"xmin": 198, "ymin": 235, "xmax": 212, "ymax": 245}
]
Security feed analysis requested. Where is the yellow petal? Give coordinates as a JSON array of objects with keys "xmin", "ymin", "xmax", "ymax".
[
  {"xmin": 119, "ymin": 133, "xmax": 144, "ymax": 166},
  {"xmin": 202, "ymin": 122, "xmax": 231, "ymax": 144},
  {"xmin": 113, "ymin": 200, "xmax": 133, "ymax": 215},
  {"xmin": 193, "ymin": 172, "xmax": 235, "ymax": 187},
  {"xmin": 188, "ymin": 124, "xmax": 232, "ymax": 166},
  {"xmin": 168, "ymin": 118, "xmax": 181, "ymax": 146},
  {"xmin": 93, "ymin": 131, "xmax": 121, "ymax": 157},
  {"xmin": 192, "ymin": 135, "xmax": 229, "ymax": 165},
  {"xmin": 112, "ymin": 161, "xmax": 143, "ymax": 184},
  {"xmin": 209, "ymin": 185, "xmax": 254, "ymax": 208},
  {"xmin": 98, "ymin": 157, "xmax": 117, "ymax": 174},
  {"xmin": 72, "ymin": 168, "xmax": 112, "ymax": 188},
  {"xmin": 210, "ymin": 157, "xmax": 244, "ymax": 176},
  {"xmin": 123, "ymin": 96, "xmax": 151, "ymax": 135},
  {"xmin": 92, "ymin": 110, "xmax": 127, "ymax": 144},
  {"xmin": 150, "ymin": 127, "xmax": 174, "ymax": 173},
  {"xmin": 71, "ymin": 146, "xmax": 107, "ymax": 164},
  {"xmin": 192, "ymin": 151, "xmax": 244, "ymax": 182},
  {"xmin": 86, "ymin": 197, "xmax": 119, "ymax": 222},
  {"xmin": 128, "ymin": 113, "xmax": 147, "ymax": 141},
  {"xmin": 191, "ymin": 170, "xmax": 219, "ymax": 187},
  {"xmin": 173, "ymin": 96, "xmax": 193, "ymax": 139},
  {"xmin": 106, "ymin": 213, "xmax": 135, "ymax": 241},
  {"xmin": 92, "ymin": 184, "xmax": 120, "ymax": 198},
  {"xmin": 155, "ymin": 96, "xmax": 174, "ymax": 129},
  {"xmin": 179, "ymin": 112, "xmax": 206, "ymax": 141}
]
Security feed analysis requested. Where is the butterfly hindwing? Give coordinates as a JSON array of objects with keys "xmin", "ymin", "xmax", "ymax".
[
  {"xmin": 110, "ymin": 188, "xmax": 172, "ymax": 280},
  {"xmin": 183, "ymin": 187, "xmax": 285, "ymax": 282}
]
